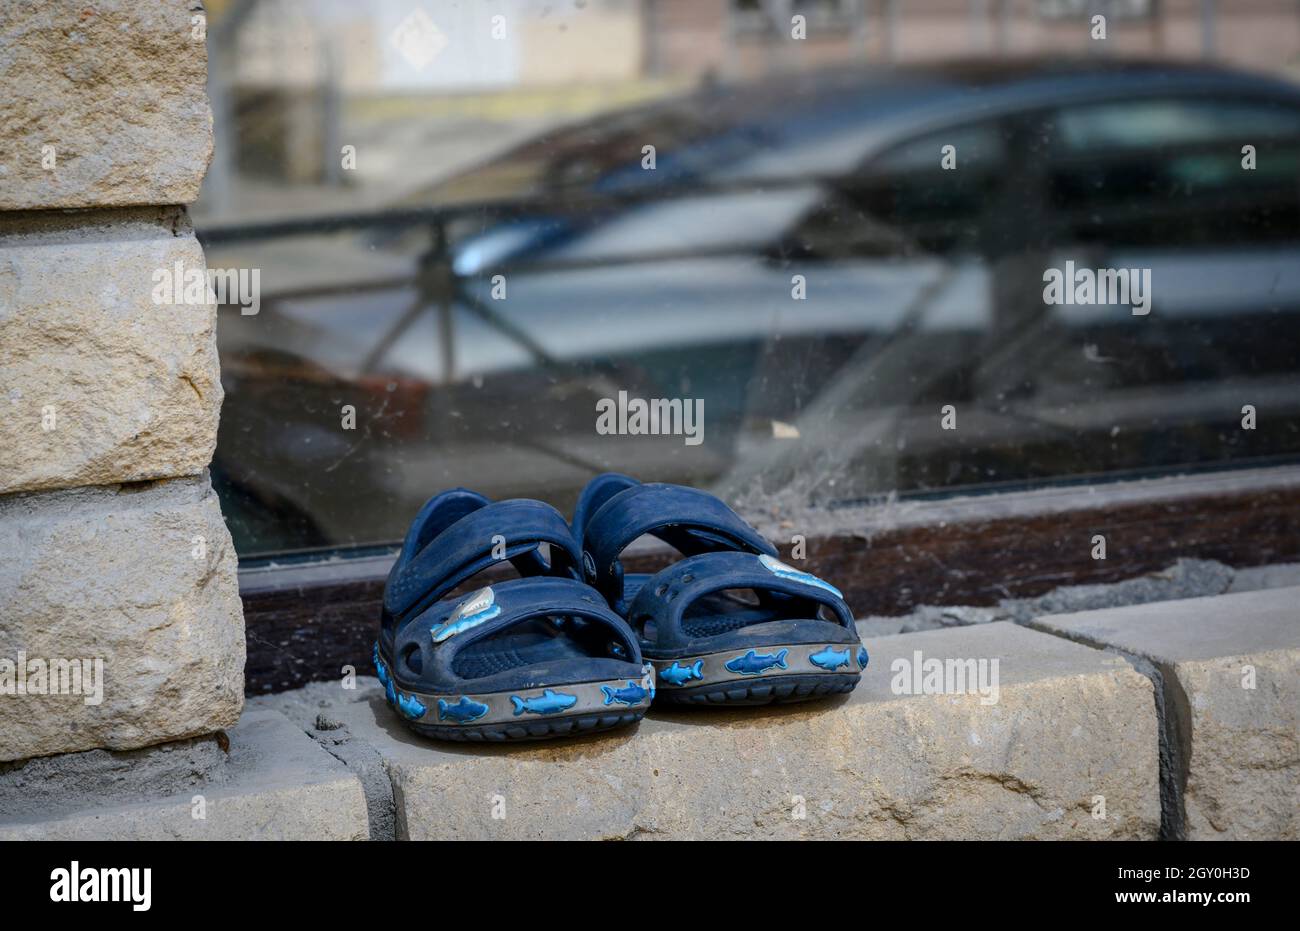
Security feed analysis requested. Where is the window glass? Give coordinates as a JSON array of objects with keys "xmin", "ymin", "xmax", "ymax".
[
  {"xmin": 197, "ymin": 3, "xmax": 1300, "ymax": 560},
  {"xmin": 798, "ymin": 121, "xmax": 1011, "ymax": 256}
]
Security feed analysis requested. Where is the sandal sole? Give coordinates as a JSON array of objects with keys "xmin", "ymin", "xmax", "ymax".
[
  {"xmin": 648, "ymin": 641, "xmax": 867, "ymax": 705},
  {"xmin": 400, "ymin": 709, "xmax": 645, "ymax": 742},
  {"xmin": 375, "ymin": 642, "xmax": 653, "ymax": 743},
  {"xmin": 659, "ymin": 673, "xmax": 860, "ymax": 706}
]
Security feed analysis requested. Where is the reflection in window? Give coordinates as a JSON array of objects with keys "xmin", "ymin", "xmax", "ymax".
[
  {"xmin": 1055, "ymin": 98, "xmax": 1300, "ymax": 152},
  {"xmin": 197, "ymin": 6, "xmax": 1300, "ymax": 560}
]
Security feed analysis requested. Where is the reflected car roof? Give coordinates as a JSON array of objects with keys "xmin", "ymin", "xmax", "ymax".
[{"xmin": 472, "ymin": 58, "xmax": 1300, "ymax": 189}]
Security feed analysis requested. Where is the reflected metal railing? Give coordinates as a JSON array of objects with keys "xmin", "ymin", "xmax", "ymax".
[{"xmin": 195, "ymin": 129, "xmax": 1294, "ymax": 386}]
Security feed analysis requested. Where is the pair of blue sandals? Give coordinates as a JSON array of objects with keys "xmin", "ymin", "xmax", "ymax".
[{"xmin": 375, "ymin": 473, "xmax": 868, "ymax": 742}]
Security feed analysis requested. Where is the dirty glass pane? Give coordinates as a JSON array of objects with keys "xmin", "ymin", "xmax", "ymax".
[{"xmin": 196, "ymin": 3, "xmax": 1300, "ymax": 560}]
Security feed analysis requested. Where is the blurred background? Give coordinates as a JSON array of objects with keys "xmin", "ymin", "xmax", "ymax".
[{"xmin": 194, "ymin": 0, "xmax": 1300, "ymax": 560}]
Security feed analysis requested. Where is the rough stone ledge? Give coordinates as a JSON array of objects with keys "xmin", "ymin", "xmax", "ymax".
[
  {"xmin": 0, "ymin": 0, "xmax": 213, "ymax": 210},
  {"xmin": 262, "ymin": 622, "xmax": 1160, "ymax": 840},
  {"xmin": 0, "ymin": 708, "xmax": 368, "ymax": 840},
  {"xmin": 0, "ymin": 207, "xmax": 221, "ymax": 495},
  {"xmin": 0, "ymin": 473, "xmax": 245, "ymax": 762},
  {"xmin": 1029, "ymin": 587, "xmax": 1299, "ymax": 841}
]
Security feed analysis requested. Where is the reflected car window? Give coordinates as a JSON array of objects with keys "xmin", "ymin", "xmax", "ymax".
[
  {"xmin": 874, "ymin": 121, "xmax": 1006, "ymax": 173},
  {"xmin": 1055, "ymin": 98, "xmax": 1300, "ymax": 151},
  {"xmin": 1045, "ymin": 97, "xmax": 1300, "ymax": 247}
]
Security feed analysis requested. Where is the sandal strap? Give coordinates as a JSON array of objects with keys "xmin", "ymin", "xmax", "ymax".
[
  {"xmin": 393, "ymin": 576, "xmax": 642, "ymax": 688},
  {"xmin": 626, "ymin": 551, "xmax": 854, "ymax": 652},
  {"xmin": 572, "ymin": 471, "xmax": 639, "ymax": 549},
  {"xmin": 384, "ymin": 495, "xmax": 581, "ymax": 623},
  {"xmin": 581, "ymin": 482, "xmax": 777, "ymax": 612}
]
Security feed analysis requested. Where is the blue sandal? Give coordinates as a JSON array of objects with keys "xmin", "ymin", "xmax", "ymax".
[
  {"xmin": 377, "ymin": 489, "xmax": 653, "ymax": 741},
  {"xmin": 574, "ymin": 474, "xmax": 867, "ymax": 706}
]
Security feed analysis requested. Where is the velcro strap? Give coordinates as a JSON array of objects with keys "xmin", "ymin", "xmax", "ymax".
[
  {"xmin": 625, "ymin": 551, "xmax": 854, "ymax": 651},
  {"xmin": 384, "ymin": 498, "xmax": 581, "ymax": 621},
  {"xmin": 581, "ymin": 483, "xmax": 776, "ymax": 611},
  {"xmin": 393, "ymin": 576, "xmax": 642, "ymax": 686}
]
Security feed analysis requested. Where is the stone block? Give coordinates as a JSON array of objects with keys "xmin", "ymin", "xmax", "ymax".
[
  {"xmin": 0, "ymin": 208, "xmax": 221, "ymax": 494},
  {"xmin": 0, "ymin": 474, "xmax": 244, "ymax": 762},
  {"xmin": 264, "ymin": 623, "xmax": 1159, "ymax": 840},
  {"xmin": 0, "ymin": 709, "xmax": 367, "ymax": 840},
  {"xmin": 0, "ymin": 0, "xmax": 212, "ymax": 210},
  {"xmin": 1031, "ymin": 587, "xmax": 1299, "ymax": 840}
]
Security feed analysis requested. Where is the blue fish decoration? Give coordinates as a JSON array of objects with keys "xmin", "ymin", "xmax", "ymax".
[
  {"xmin": 809, "ymin": 645, "xmax": 851, "ymax": 671},
  {"xmin": 396, "ymin": 692, "xmax": 427, "ymax": 720},
  {"xmin": 857, "ymin": 646, "xmax": 869, "ymax": 669},
  {"xmin": 659, "ymin": 660, "xmax": 704, "ymax": 686},
  {"xmin": 374, "ymin": 645, "xmax": 390, "ymax": 688},
  {"xmin": 430, "ymin": 587, "xmax": 501, "ymax": 643},
  {"xmin": 725, "ymin": 648, "xmax": 789, "ymax": 676},
  {"xmin": 601, "ymin": 680, "xmax": 649, "ymax": 706},
  {"xmin": 437, "ymin": 696, "xmax": 490, "ymax": 723},
  {"xmin": 384, "ymin": 678, "xmax": 397, "ymax": 707},
  {"xmin": 510, "ymin": 689, "xmax": 578, "ymax": 716}
]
